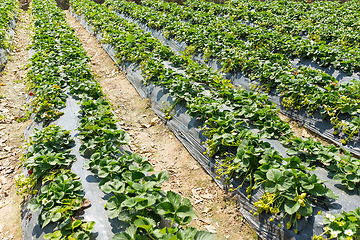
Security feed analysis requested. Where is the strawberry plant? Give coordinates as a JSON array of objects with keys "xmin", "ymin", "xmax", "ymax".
[
  {"xmin": 16, "ymin": 125, "xmax": 76, "ymax": 195},
  {"xmin": 314, "ymin": 208, "xmax": 360, "ymax": 240},
  {"xmin": 28, "ymin": 171, "xmax": 85, "ymax": 227}
]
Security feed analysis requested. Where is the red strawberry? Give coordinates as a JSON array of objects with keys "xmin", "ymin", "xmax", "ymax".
[
  {"xmin": 255, "ymin": 46, "xmax": 257, "ymax": 49},
  {"xmin": 28, "ymin": 92, "xmax": 34, "ymax": 96},
  {"xmin": 28, "ymin": 170, "xmax": 33, "ymax": 175}
]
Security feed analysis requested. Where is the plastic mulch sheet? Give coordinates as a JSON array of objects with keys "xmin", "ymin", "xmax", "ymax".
[
  {"xmin": 0, "ymin": 18, "xmax": 16, "ymax": 72},
  {"xmin": 69, "ymin": 10, "xmax": 360, "ymax": 240},
  {"xmin": 21, "ymin": 93, "xmax": 129, "ymax": 240},
  {"xmin": 115, "ymin": 12, "xmax": 360, "ymax": 158}
]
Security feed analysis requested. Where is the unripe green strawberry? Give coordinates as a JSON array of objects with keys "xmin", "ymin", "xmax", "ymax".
[{"xmin": 287, "ymin": 221, "xmax": 292, "ymax": 230}]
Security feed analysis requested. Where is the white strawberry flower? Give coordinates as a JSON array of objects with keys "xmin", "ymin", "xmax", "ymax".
[
  {"xmin": 329, "ymin": 215, "xmax": 336, "ymax": 222},
  {"xmin": 344, "ymin": 229, "xmax": 353, "ymax": 236},
  {"xmin": 331, "ymin": 231, "xmax": 338, "ymax": 238},
  {"xmin": 325, "ymin": 213, "xmax": 331, "ymax": 218},
  {"xmin": 42, "ymin": 198, "xmax": 49, "ymax": 205}
]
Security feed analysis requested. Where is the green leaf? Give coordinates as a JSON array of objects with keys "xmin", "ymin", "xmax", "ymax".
[
  {"xmin": 155, "ymin": 171, "xmax": 170, "ymax": 184},
  {"xmin": 167, "ymin": 191, "xmax": 182, "ymax": 210},
  {"xmin": 125, "ymin": 224, "xmax": 138, "ymax": 239},
  {"xmin": 156, "ymin": 202, "xmax": 174, "ymax": 215},
  {"xmin": 134, "ymin": 218, "xmax": 153, "ymax": 232},
  {"xmin": 177, "ymin": 227, "xmax": 197, "ymax": 240},
  {"xmin": 298, "ymin": 200, "xmax": 312, "ymax": 216},
  {"xmin": 277, "ymin": 177, "xmax": 293, "ymax": 191},
  {"xmin": 266, "ymin": 169, "xmax": 282, "ymax": 182},
  {"xmin": 264, "ymin": 181, "xmax": 277, "ymax": 193},
  {"xmin": 44, "ymin": 230, "xmax": 62, "ymax": 240},
  {"xmin": 286, "ymin": 148, "xmax": 299, "ymax": 156},
  {"xmin": 309, "ymin": 185, "xmax": 328, "ymax": 196},
  {"xmin": 28, "ymin": 198, "xmax": 41, "ymax": 212},
  {"xmin": 71, "ymin": 219, "xmax": 82, "ymax": 229},
  {"xmin": 194, "ymin": 230, "xmax": 215, "ymax": 240},
  {"xmin": 284, "ymin": 199, "xmax": 301, "ymax": 215},
  {"xmin": 121, "ymin": 198, "xmax": 138, "ymax": 208},
  {"xmin": 112, "ymin": 232, "xmax": 132, "ymax": 240},
  {"xmin": 326, "ymin": 189, "xmax": 339, "ymax": 200},
  {"xmin": 59, "ymin": 217, "xmax": 72, "ymax": 230},
  {"xmin": 135, "ymin": 215, "xmax": 157, "ymax": 227},
  {"xmin": 100, "ymin": 179, "xmax": 125, "ymax": 194},
  {"xmin": 51, "ymin": 212, "xmax": 62, "ymax": 222},
  {"xmin": 333, "ymin": 173, "xmax": 345, "ymax": 182},
  {"xmin": 177, "ymin": 205, "xmax": 196, "ymax": 219}
]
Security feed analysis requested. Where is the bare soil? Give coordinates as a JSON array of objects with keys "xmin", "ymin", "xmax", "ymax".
[
  {"xmin": 0, "ymin": 10, "xmax": 31, "ymax": 240},
  {"xmin": 278, "ymin": 113, "xmax": 332, "ymax": 147},
  {"xmin": 65, "ymin": 10, "xmax": 258, "ymax": 240}
]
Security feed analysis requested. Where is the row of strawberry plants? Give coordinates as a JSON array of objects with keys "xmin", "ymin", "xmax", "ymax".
[
  {"xmin": 0, "ymin": 0, "xmax": 18, "ymax": 50},
  {"xmin": 25, "ymin": 0, "xmax": 214, "ymax": 239},
  {"xmin": 15, "ymin": 0, "xmax": 97, "ymax": 239},
  {"xmin": 16, "ymin": 126, "xmax": 95, "ymax": 239},
  {"xmin": 76, "ymin": 96, "xmax": 214, "ymax": 239},
  {"xmin": 63, "ymin": 6, "xmax": 215, "ymax": 239},
  {"xmin": 142, "ymin": 0, "xmax": 360, "ymax": 74},
  {"xmin": 25, "ymin": 0, "xmax": 95, "ymax": 125},
  {"xmin": 68, "ymin": 0, "xmax": 360, "ymax": 236},
  {"xmin": 107, "ymin": 0, "xmax": 360, "ymax": 147},
  {"xmin": 185, "ymin": 0, "xmax": 360, "ymax": 48}
]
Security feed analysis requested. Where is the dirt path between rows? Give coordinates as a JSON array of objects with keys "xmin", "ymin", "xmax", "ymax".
[
  {"xmin": 0, "ymin": 10, "xmax": 31, "ymax": 240},
  {"xmin": 65, "ymin": 11, "xmax": 257, "ymax": 240}
]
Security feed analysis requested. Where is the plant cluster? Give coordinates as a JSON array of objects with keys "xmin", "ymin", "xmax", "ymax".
[
  {"xmin": 313, "ymin": 208, "xmax": 360, "ymax": 240},
  {"xmin": 73, "ymin": 67, "xmax": 214, "ymax": 239},
  {"xmin": 67, "ymin": 0, "xmax": 360, "ymax": 237},
  {"xmin": 69, "ymin": 21, "xmax": 215, "ymax": 240},
  {"xmin": 110, "ymin": 0, "xmax": 360, "ymax": 146},
  {"xmin": 186, "ymin": 0, "xmax": 360, "ymax": 49},
  {"xmin": 0, "ymin": 0, "xmax": 18, "ymax": 50},
  {"xmin": 16, "ymin": 125, "xmax": 75, "ymax": 195},
  {"xmin": 145, "ymin": 0, "xmax": 360, "ymax": 74},
  {"xmin": 28, "ymin": 171, "xmax": 95, "ymax": 240},
  {"xmin": 15, "ymin": 125, "xmax": 94, "ymax": 239}
]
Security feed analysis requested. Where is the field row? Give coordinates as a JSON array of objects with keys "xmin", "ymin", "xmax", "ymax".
[{"xmin": 188, "ymin": 0, "xmax": 360, "ymax": 47}]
